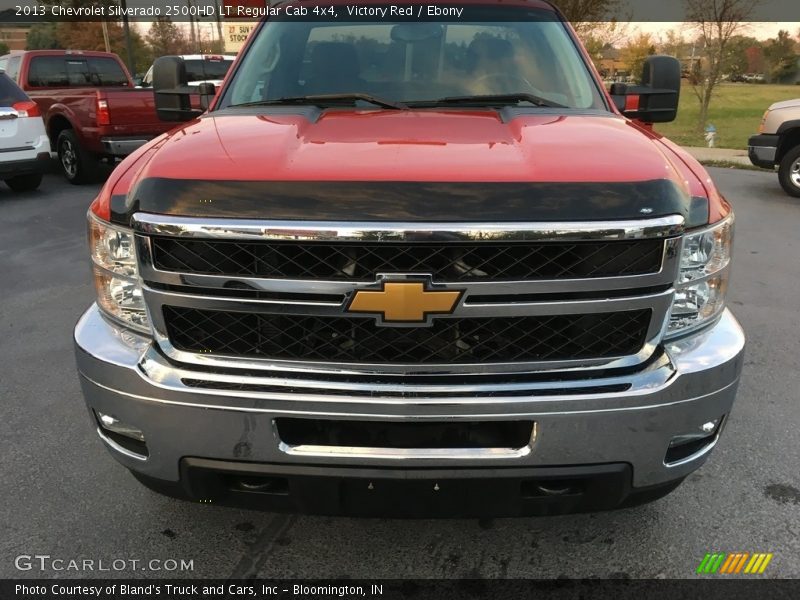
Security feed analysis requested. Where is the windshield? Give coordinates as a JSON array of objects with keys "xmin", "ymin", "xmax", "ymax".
[{"xmin": 221, "ymin": 9, "xmax": 605, "ymax": 110}]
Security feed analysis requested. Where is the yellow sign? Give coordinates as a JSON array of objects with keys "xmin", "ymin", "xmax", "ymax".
[
  {"xmin": 225, "ymin": 23, "xmax": 257, "ymax": 53},
  {"xmin": 348, "ymin": 281, "xmax": 462, "ymax": 323}
]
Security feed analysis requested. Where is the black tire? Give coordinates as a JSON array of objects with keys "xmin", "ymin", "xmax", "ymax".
[
  {"xmin": 57, "ymin": 128, "xmax": 100, "ymax": 184},
  {"xmin": 4, "ymin": 173, "xmax": 42, "ymax": 192},
  {"xmin": 778, "ymin": 145, "xmax": 800, "ymax": 198}
]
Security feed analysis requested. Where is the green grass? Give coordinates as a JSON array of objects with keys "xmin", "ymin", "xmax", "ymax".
[
  {"xmin": 654, "ymin": 83, "xmax": 800, "ymax": 150},
  {"xmin": 697, "ymin": 160, "xmax": 765, "ymax": 171}
]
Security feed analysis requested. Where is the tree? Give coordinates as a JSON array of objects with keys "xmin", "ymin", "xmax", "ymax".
[
  {"xmin": 559, "ymin": 1, "xmax": 628, "ymax": 75},
  {"xmin": 0, "ymin": 42, "xmax": 9, "ymax": 56},
  {"xmin": 684, "ymin": 0, "xmax": 758, "ymax": 131},
  {"xmin": 557, "ymin": 0, "xmax": 623, "ymax": 33},
  {"xmin": 763, "ymin": 30, "xmax": 798, "ymax": 83},
  {"xmin": 34, "ymin": 1, "xmax": 146, "ymax": 74},
  {"xmin": 25, "ymin": 23, "xmax": 62, "ymax": 50},
  {"xmin": 146, "ymin": 17, "xmax": 191, "ymax": 57},
  {"xmin": 723, "ymin": 36, "xmax": 762, "ymax": 78},
  {"xmin": 622, "ymin": 32, "xmax": 656, "ymax": 83},
  {"xmin": 745, "ymin": 45, "xmax": 765, "ymax": 74},
  {"xmin": 55, "ymin": 22, "xmax": 152, "ymax": 74},
  {"xmin": 658, "ymin": 30, "xmax": 688, "ymax": 59}
]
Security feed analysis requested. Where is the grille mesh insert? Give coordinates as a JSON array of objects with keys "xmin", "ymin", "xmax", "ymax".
[
  {"xmin": 163, "ymin": 307, "xmax": 651, "ymax": 364},
  {"xmin": 151, "ymin": 238, "xmax": 664, "ymax": 281}
]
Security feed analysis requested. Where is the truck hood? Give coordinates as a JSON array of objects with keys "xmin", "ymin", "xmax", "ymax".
[
  {"xmin": 123, "ymin": 110, "xmax": 695, "ymax": 223},
  {"xmin": 769, "ymin": 98, "xmax": 800, "ymax": 111}
]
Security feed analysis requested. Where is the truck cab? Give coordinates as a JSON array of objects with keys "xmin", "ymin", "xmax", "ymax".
[{"xmin": 74, "ymin": 0, "xmax": 744, "ymax": 516}]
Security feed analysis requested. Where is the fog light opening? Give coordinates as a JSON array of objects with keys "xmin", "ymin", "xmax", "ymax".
[
  {"xmin": 226, "ymin": 475, "xmax": 289, "ymax": 496},
  {"xmin": 521, "ymin": 478, "xmax": 585, "ymax": 499},
  {"xmin": 665, "ymin": 416, "xmax": 725, "ymax": 465},
  {"xmin": 94, "ymin": 410, "xmax": 148, "ymax": 459}
]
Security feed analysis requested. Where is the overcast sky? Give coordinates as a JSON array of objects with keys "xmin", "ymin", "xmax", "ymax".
[{"xmin": 634, "ymin": 22, "xmax": 800, "ymax": 40}]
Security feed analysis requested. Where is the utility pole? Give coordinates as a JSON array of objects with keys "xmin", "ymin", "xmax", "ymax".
[
  {"xmin": 119, "ymin": 0, "xmax": 135, "ymax": 76},
  {"xmin": 214, "ymin": 0, "xmax": 223, "ymax": 48},
  {"xmin": 187, "ymin": 0, "xmax": 197, "ymax": 48},
  {"xmin": 101, "ymin": 20, "xmax": 111, "ymax": 53}
]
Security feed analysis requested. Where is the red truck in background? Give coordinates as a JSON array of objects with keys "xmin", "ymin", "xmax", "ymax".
[{"xmin": 0, "ymin": 50, "xmax": 175, "ymax": 184}]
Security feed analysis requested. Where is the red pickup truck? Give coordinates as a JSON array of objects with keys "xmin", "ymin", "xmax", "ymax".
[
  {"xmin": 75, "ymin": 1, "xmax": 745, "ymax": 516},
  {"xmin": 0, "ymin": 50, "xmax": 174, "ymax": 183}
]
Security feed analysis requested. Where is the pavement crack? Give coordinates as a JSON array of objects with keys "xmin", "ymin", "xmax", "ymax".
[{"xmin": 228, "ymin": 514, "xmax": 297, "ymax": 579}]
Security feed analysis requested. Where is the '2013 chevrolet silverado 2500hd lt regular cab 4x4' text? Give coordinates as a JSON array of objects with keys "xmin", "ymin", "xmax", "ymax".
[{"xmin": 74, "ymin": 0, "xmax": 745, "ymax": 516}]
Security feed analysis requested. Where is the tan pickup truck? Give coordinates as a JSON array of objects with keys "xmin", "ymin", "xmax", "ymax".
[{"xmin": 748, "ymin": 98, "xmax": 800, "ymax": 197}]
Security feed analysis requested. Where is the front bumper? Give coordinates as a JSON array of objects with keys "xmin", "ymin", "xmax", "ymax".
[
  {"xmin": 748, "ymin": 133, "xmax": 779, "ymax": 168},
  {"xmin": 74, "ymin": 305, "xmax": 744, "ymax": 512}
]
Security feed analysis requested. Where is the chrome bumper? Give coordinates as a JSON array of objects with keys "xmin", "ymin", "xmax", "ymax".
[
  {"xmin": 101, "ymin": 137, "xmax": 151, "ymax": 156},
  {"xmin": 74, "ymin": 305, "xmax": 744, "ymax": 488},
  {"xmin": 748, "ymin": 134, "xmax": 779, "ymax": 168}
]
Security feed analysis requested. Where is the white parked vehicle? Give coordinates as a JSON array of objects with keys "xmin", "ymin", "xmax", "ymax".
[
  {"xmin": 139, "ymin": 54, "xmax": 235, "ymax": 89},
  {"xmin": 0, "ymin": 71, "xmax": 50, "ymax": 192}
]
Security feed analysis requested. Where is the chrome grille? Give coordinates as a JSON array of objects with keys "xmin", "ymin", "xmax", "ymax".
[{"xmin": 133, "ymin": 214, "xmax": 683, "ymax": 375}]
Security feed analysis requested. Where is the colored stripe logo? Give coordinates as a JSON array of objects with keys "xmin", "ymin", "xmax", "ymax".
[{"xmin": 697, "ymin": 552, "xmax": 773, "ymax": 574}]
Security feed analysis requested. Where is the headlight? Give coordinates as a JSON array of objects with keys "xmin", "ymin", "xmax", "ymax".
[
  {"xmin": 88, "ymin": 212, "xmax": 149, "ymax": 333},
  {"xmin": 667, "ymin": 214, "xmax": 733, "ymax": 337},
  {"xmin": 758, "ymin": 110, "xmax": 769, "ymax": 133}
]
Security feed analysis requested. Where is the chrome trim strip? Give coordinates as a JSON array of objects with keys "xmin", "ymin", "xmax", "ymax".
[
  {"xmin": 96, "ymin": 427, "xmax": 148, "ymax": 461},
  {"xmin": 139, "ymin": 347, "xmax": 674, "ymax": 402},
  {"xmin": 132, "ymin": 214, "xmax": 685, "ymax": 242},
  {"xmin": 143, "ymin": 285, "xmax": 672, "ymax": 316},
  {"xmin": 277, "ymin": 422, "xmax": 537, "ymax": 460},
  {"xmin": 663, "ymin": 432, "xmax": 720, "ymax": 468}
]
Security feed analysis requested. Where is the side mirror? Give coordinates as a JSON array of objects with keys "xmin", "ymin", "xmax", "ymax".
[
  {"xmin": 197, "ymin": 82, "xmax": 216, "ymax": 111},
  {"xmin": 611, "ymin": 55, "xmax": 681, "ymax": 123},
  {"xmin": 153, "ymin": 56, "xmax": 202, "ymax": 122}
]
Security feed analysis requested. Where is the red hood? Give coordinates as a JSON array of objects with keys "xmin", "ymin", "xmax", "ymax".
[{"xmin": 137, "ymin": 110, "xmax": 689, "ymax": 189}]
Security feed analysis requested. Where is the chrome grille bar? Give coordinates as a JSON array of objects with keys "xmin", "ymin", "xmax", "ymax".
[{"xmin": 132, "ymin": 214, "xmax": 685, "ymax": 241}]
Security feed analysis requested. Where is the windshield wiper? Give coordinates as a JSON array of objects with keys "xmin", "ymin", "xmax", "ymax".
[
  {"xmin": 407, "ymin": 93, "xmax": 566, "ymax": 109},
  {"xmin": 230, "ymin": 93, "xmax": 409, "ymax": 110}
]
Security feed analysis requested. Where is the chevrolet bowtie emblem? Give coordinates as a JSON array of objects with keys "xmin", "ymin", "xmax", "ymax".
[{"xmin": 347, "ymin": 280, "xmax": 463, "ymax": 325}]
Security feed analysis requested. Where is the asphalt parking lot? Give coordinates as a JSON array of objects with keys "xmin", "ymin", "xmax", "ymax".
[{"xmin": 1, "ymin": 168, "xmax": 798, "ymax": 580}]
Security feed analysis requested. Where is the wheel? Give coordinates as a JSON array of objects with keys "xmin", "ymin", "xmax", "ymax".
[
  {"xmin": 57, "ymin": 129, "xmax": 100, "ymax": 184},
  {"xmin": 778, "ymin": 145, "xmax": 800, "ymax": 198},
  {"xmin": 4, "ymin": 173, "xmax": 42, "ymax": 192}
]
